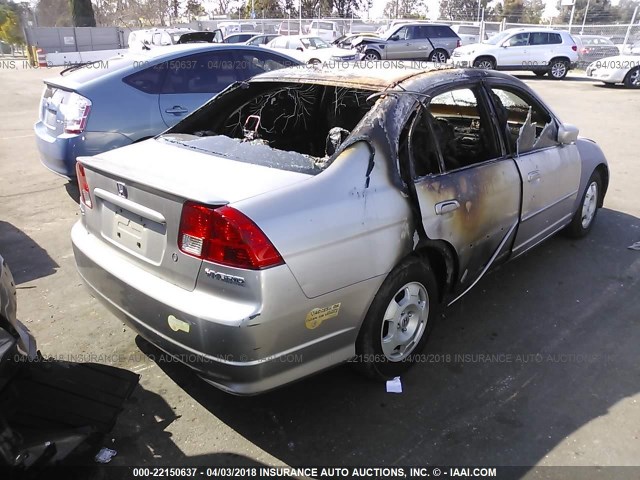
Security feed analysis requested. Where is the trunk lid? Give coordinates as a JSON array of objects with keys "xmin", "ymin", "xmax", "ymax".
[
  {"xmin": 79, "ymin": 137, "xmax": 311, "ymax": 290},
  {"xmin": 39, "ymin": 83, "xmax": 73, "ymax": 136}
]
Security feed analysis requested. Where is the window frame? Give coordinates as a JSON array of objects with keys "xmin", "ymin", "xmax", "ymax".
[
  {"xmin": 159, "ymin": 50, "xmax": 239, "ymax": 95},
  {"xmin": 406, "ymin": 81, "xmax": 507, "ymax": 181},
  {"xmin": 482, "ymin": 80, "xmax": 561, "ymax": 157}
]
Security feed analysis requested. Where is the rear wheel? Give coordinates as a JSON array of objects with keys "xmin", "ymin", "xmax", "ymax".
[
  {"xmin": 354, "ymin": 257, "xmax": 440, "ymax": 381},
  {"xmin": 429, "ymin": 49, "xmax": 448, "ymax": 63},
  {"xmin": 623, "ymin": 66, "xmax": 640, "ymax": 88},
  {"xmin": 549, "ymin": 59, "xmax": 569, "ymax": 79},
  {"xmin": 564, "ymin": 170, "xmax": 602, "ymax": 238},
  {"xmin": 473, "ymin": 57, "xmax": 495, "ymax": 70}
]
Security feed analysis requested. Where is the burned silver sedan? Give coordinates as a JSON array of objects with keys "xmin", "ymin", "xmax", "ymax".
[{"xmin": 72, "ymin": 64, "xmax": 609, "ymax": 394}]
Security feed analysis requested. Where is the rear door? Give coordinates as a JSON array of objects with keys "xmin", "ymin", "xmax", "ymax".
[
  {"xmin": 158, "ymin": 50, "xmax": 239, "ymax": 127},
  {"xmin": 158, "ymin": 49, "xmax": 296, "ymax": 128},
  {"xmin": 528, "ymin": 32, "xmax": 553, "ymax": 65},
  {"xmin": 485, "ymin": 82, "xmax": 581, "ymax": 256},
  {"xmin": 408, "ymin": 84, "xmax": 521, "ymax": 292}
]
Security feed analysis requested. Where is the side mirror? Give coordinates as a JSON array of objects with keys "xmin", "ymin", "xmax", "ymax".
[
  {"xmin": 557, "ymin": 123, "xmax": 579, "ymax": 145},
  {"xmin": 501, "ymin": 42, "xmax": 509, "ymax": 48},
  {"xmin": 296, "ymin": 47, "xmax": 304, "ymax": 52},
  {"xmin": 390, "ymin": 34, "xmax": 399, "ymax": 41}
]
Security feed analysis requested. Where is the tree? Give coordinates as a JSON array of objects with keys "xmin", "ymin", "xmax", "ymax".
[
  {"xmin": 185, "ymin": 0, "xmax": 205, "ymax": 19},
  {"xmin": 521, "ymin": 0, "xmax": 544, "ymax": 23},
  {"xmin": 609, "ymin": 0, "xmax": 639, "ymax": 22},
  {"xmin": 384, "ymin": 0, "xmax": 428, "ymax": 18},
  {"xmin": 0, "ymin": 3, "xmax": 24, "ymax": 44},
  {"xmin": 438, "ymin": 0, "xmax": 487, "ymax": 21},
  {"xmin": 333, "ymin": 0, "xmax": 358, "ymax": 17},
  {"xmin": 502, "ymin": 0, "xmax": 524, "ymax": 22},
  {"xmin": 300, "ymin": 0, "xmax": 333, "ymax": 17},
  {"xmin": 69, "ymin": 0, "xmax": 96, "ymax": 26},
  {"xmin": 35, "ymin": 0, "xmax": 72, "ymax": 26},
  {"xmin": 556, "ymin": 0, "xmax": 615, "ymax": 24},
  {"xmin": 244, "ymin": 0, "xmax": 283, "ymax": 17}
]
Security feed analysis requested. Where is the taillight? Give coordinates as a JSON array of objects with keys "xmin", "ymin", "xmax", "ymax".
[
  {"xmin": 178, "ymin": 202, "xmax": 283, "ymax": 270},
  {"xmin": 76, "ymin": 163, "xmax": 92, "ymax": 208},
  {"xmin": 457, "ymin": 39, "xmax": 461, "ymax": 48},
  {"xmin": 571, "ymin": 45, "xmax": 578, "ymax": 51},
  {"xmin": 61, "ymin": 92, "xmax": 92, "ymax": 134}
]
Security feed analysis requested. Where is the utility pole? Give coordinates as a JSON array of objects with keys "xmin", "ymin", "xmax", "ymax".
[
  {"xmin": 568, "ymin": 0, "xmax": 576, "ymax": 32},
  {"xmin": 623, "ymin": 6, "xmax": 638, "ymax": 48},
  {"xmin": 580, "ymin": 0, "xmax": 590, "ymax": 34}
]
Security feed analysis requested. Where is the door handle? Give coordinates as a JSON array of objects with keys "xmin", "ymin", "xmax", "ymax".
[
  {"xmin": 527, "ymin": 170, "xmax": 541, "ymax": 182},
  {"xmin": 435, "ymin": 200, "xmax": 460, "ymax": 215},
  {"xmin": 165, "ymin": 106, "xmax": 188, "ymax": 115}
]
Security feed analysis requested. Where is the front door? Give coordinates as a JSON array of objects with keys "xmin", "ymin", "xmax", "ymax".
[
  {"xmin": 406, "ymin": 85, "xmax": 521, "ymax": 292},
  {"xmin": 485, "ymin": 83, "xmax": 581, "ymax": 256}
]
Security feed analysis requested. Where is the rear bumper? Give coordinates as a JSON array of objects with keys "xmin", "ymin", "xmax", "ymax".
[
  {"xmin": 71, "ymin": 221, "xmax": 360, "ymax": 395},
  {"xmin": 34, "ymin": 121, "xmax": 132, "ymax": 178}
]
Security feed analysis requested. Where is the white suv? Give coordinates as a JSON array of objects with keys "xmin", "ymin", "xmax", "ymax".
[
  {"xmin": 306, "ymin": 20, "xmax": 341, "ymax": 41},
  {"xmin": 451, "ymin": 28, "xmax": 579, "ymax": 79}
]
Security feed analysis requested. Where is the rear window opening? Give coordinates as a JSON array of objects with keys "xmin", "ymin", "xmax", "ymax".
[{"xmin": 165, "ymin": 82, "xmax": 377, "ymax": 173}]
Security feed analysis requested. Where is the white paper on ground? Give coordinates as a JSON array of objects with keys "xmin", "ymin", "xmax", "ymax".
[
  {"xmin": 386, "ymin": 376, "xmax": 403, "ymax": 393},
  {"xmin": 95, "ymin": 447, "xmax": 117, "ymax": 464}
]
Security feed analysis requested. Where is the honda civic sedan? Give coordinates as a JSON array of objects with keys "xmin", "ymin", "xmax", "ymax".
[
  {"xmin": 34, "ymin": 44, "xmax": 300, "ymax": 178},
  {"xmin": 72, "ymin": 63, "xmax": 609, "ymax": 395}
]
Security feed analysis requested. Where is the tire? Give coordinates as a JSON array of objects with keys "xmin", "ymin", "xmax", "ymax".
[
  {"xmin": 564, "ymin": 170, "xmax": 602, "ymax": 238},
  {"xmin": 428, "ymin": 49, "xmax": 448, "ymax": 63},
  {"xmin": 354, "ymin": 257, "xmax": 441, "ymax": 381},
  {"xmin": 308, "ymin": 58, "xmax": 321, "ymax": 65},
  {"xmin": 533, "ymin": 70, "xmax": 547, "ymax": 77},
  {"xmin": 549, "ymin": 59, "xmax": 569, "ymax": 79},
  {"xmin": 363, "ymin": 50, "xmax": 381, "ymax": 61},
  {"xmin": 623, "ymin": 66, "xmax": 640, "ymax": 89},
  {"xmin": 473, "ymin": 57, "xmax": 495, "ymax": 70}
]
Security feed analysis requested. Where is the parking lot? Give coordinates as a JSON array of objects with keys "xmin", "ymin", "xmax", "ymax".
[{"xmin": 1, "ymin": 63, "xmax": 639, "ymax": 471}]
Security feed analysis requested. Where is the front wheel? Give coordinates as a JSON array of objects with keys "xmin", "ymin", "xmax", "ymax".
[
  {"xmin": 363, "ymin": 50, "xmax": 381, "ymax": 61},
  {"xmin": 473, "ymin": 57, "xmax": 495, "ymax": 69},
  {"xmin": 549, "ymin": 59, "xmax": 569, "ymax": 79},
  {"xmin": 623, "ymin": 66, "xmax": 640, "ymax": 88},
  {"xmin": 564, "ymin": 170, "xmax": 602, "ymax": 238},
  {"xmin": 354, "ymin": 257, "xmax": 440, "ymax": 380}
]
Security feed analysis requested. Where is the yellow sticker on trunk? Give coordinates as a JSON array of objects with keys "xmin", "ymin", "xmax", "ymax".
[
  {"xmin": 167, "ymin": 315, "xmax": 190, "ymax": 333},
  {"xmin": 305, "ymin": 303, "xmax": 341, "ymax": 329}
]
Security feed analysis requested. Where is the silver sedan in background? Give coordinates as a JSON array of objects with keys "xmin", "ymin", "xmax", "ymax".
[{"xmin": 72, "ymin": 64, "xmax": 609, "ymax": 395}]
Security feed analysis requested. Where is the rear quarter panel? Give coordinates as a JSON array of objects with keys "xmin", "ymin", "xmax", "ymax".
[
  {"xmin": 82, "ymin": 78, "xmax": 163, "ymax": 142},
  {"xmin": 233, "ymin": 141, "xmax": 413, "ymax": 300}
]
